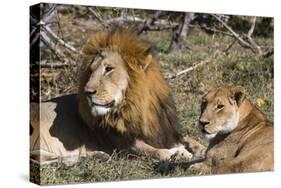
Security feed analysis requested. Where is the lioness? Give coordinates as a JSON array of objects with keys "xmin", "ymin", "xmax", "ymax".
[
  {"xmin": 199, "ymin": 84, "xmax": 273, "ymax": 173},
  {"xmin": 30, "ymin": 30, "xmax": 205, "ymax": 164}
]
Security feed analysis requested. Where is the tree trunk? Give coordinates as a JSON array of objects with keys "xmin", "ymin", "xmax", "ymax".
[{"xmin": 169, "ymin": 12, "xmax": 194, "ymax": 52}]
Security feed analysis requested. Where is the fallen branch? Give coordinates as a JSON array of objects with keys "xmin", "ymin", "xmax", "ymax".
[
  {"xmin": 212, "ymin": 14, "xmax": 273, "ymax": 57},
  {"xmin": 165, "ymin": 50, "xmax": 220, "ymax": 79},
  {"xmin": 30, "ymin": 28, "xmax": 40, "ymax": 49},
  {"xmin": 173, "ymin": 59, "xmax": 210, "ymax": 78},
  {"xmin": 41, "ymin": 21, "xmax": 79, "ymax": 54},
  {"xmin": 40, "ymin": 62, "xmax": 69, "ymax": 68},
  {"xmin": 40, "ymin": 30, "xmax": 67, "ymax": 62},
  {"xmin": 41, "ymin": 4, "xmax": 57, "ymax": 23},
  {"xmin": 107, "ymin": 16, "xmax": 143, "ymax": 24},
  {"xmin": 211, "ymin": 14, "xmax": 256, "ymax": 53},
  {"xmin": 223, "ymin": 38, "xmax": 238, "ymax": 54},
  {"xmin": 246, "ymin": 17, "xmax": 263, "ymax": 55},
  {"xmin": 87, "ymin": 8, "xmax": 178, "ymax": 33},
  {"xmin": 87, "ymin": 7, "xmax": 109, "ymax": 28},
  {"xmin": 106, "ymin": 15, "xmax": 178, "ymax": 32},
  {"xmin": 262, "ymin": 48, "xmax": 274, "ymax": 58},
  {"xmin": 199, "ymin": 24, "xmax": 233, "ymax": 37}
]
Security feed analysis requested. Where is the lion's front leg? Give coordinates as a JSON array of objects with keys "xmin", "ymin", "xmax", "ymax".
[{"xmin": 131, "ymin": 139, "xmax": 193, "ymax": 160}]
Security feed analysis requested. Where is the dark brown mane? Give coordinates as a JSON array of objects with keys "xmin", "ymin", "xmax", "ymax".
[{"xmin": 79, "ymin": 30, "xmax": 181, "ymax": 148}]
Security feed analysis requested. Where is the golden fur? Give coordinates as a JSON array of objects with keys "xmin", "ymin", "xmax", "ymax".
[
  {"xmin": 79, "ymin": 30, "xmax": 183, "ymax": 148},
  {"xmin": 199, "ymin": 85, "xmax": 273, "ymax": 173},
  {"xmin": 30, "ymin": 30, "xmax": 204, "ymax": 162}
]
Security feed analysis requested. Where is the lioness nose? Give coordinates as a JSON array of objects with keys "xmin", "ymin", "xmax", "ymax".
[{"xmin": 199, "ymin": 119, "xmax": 210, "ymax": 127}]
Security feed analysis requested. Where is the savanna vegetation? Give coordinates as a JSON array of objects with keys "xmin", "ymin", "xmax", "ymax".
[{"xmin": 30, "ymin": 3, "xmax": 273, "ymax": 185}]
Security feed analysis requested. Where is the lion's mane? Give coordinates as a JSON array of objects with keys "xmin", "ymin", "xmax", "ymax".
[{"xmin": 78, "ymin": 30, "xmax": 181, "ymax": 148}]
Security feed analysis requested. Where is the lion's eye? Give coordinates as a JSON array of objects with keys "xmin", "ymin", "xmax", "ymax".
[
  {"xmin": 104, "ymin": 66, "xmax": 114, "ymax": 75},
  {"xmin": 217, "ymin": 104, "xmax": 224, "ymax": 109}
]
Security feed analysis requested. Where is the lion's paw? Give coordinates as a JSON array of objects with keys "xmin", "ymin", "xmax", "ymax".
[{"xmin": 157, "ymin": 149, "xmax": 174, "ymax": 160}]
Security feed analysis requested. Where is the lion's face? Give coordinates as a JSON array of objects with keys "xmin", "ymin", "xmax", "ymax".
[
  {"xmin": 83, "ymin": 50, "xmax": 129, "ymax": 116},
  {"xmin": 199, "ymin": 86, "xmax": 244, "ymax": 140}
]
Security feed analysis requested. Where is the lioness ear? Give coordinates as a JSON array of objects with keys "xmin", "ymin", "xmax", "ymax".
[
  {"xmin": 230, "ymin": 86, "xmax": 245, "ymax": 106},
  {"xmin": 199, "ymin": 83, "xmax": 214, "ymax": 95}
]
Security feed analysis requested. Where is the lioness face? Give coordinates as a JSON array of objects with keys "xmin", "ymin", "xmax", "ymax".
[
  {"xmin": 199, "ymin": 87, "xmax": 242, "ymax": 140},
  {"xmin": 83, "ymin": 50, "xmax": 129, "ymax": 116}
]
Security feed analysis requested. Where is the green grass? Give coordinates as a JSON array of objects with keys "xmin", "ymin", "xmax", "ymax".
[{"xmin": 32, "ymin": 18, "xmax": 273, "ymax": 185}]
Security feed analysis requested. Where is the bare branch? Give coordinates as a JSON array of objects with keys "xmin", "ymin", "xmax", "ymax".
[
  {"xmin": 263, "ymin": 48, "xmax": 274, "ymax": 58},
  {"xmin": 199, "ymin": 24, "xmax": 233, "ymax": 37},
  {"xmin": 223, "ymin": 38, "xmax": 238, "ymax": 54},
  {"xmin": 212, "ymin": 14, "xmax": 272, "ymax": 57},
  {"xmin": 247, "ymin": 17, "xmax": 256, "ymax": 37},
  {"xmin": 41, "ymin": 4, "xmax": 57, "ymax": 23},
  {"xmin": 40, "ymin": 62, "xmax": 70, "ymax": 68},
  {"xmin": 87, "ymin": 7, "xmax": 109, "ymax": 28},
  {"xmin": 211, "ymin": 14, "xmax": 254, "ymax": 52},
  {"xmin": 40, "ymin": 30, "xmax": 68, "ymax": 62},
  {"xmin": 30, "ymin": 29, "xmax": 40, "ymax": 49},
  {"xmin": 41, "ymin": 22, "xmax": 79, "ymax": 54},
  {"xmin": 246, "ymin": 17, "xmax": 263, "ymax": 55},
  {"xmin": 173, "ymin": 59, "xmax": 210, "ymax": 78},
  {"xmin": 165, "ymin": 50, "xmax": 220, "ymax": 79},
  {"xmin": 87, "ymin": 9, "xmax": 178, "ymax": 33},
  {"xmin": 107, "ymin": 16, "xmax": 143, "ymax": 24}
]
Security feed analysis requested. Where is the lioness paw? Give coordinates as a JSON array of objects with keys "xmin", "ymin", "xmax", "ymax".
[
  {"xmin": 169, "ymin": 145, "xmax": 193, "ymax": 160},
  {"xmin": 156, "ymin": 145, "xmax": 193, "ymax": 161}
]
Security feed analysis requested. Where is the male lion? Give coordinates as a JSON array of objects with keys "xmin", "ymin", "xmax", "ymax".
[
  {"xmin": 198, "ymin": 84, "xmax": 273, "ymax": 173},
  {"xmin": 30, "ymin": 30, "xmax": 204, "ymax": 164}
]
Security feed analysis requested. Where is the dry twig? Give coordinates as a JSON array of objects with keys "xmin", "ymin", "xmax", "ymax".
[
  {"xmin": 246, "ymin": 17, "xmax": 263, "ymax": 55},
  {"xmin": 88, "ymin": 7, "xmax": 109, "ymax": 28},
  {"xmin": 166, "ymin": 50, "xmax": 220, "ymax": 79},
  {"xmin": 40, "ymin": 31, "xmax": 68, "ymax": 62},
  {"xmin": 172, "ymin": 59, "xmax": 210, "ymax": 78},
  {"xmin": 41, "ymin": 21, "xmax": 79, "ymax": 54},
  {"xmin": 223, "ymin": 38, "xmax": 238, "ymax": 54},
  {"xmin": 211, "ymin": 14, "xmax": 272, "ymax": 57},
  {"xmin": 40, "ymin": 62, "xmax": 70, "ymax": 68},
  {"xmin": 211, "ymin": 14, "xmax": 255, "ymax": 52}
]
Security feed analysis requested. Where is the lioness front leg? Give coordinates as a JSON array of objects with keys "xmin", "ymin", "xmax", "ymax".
[
  {"xmin": 181, "ymin": 135, "xmax": 207, "ymax": 158},
  {"xmin": 131, "ymin": 139, "xmax": 193, "ymax": 160}
]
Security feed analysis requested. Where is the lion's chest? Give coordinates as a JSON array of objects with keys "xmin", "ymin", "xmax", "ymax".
[{"xmin": 207, "ymin": 133, "xmax": 241, "ymax": 167}]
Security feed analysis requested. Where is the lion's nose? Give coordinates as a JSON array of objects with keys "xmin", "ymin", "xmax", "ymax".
[
  {"xmin": 199, "ymin": 119, "xmax": 210, "ymax": 127},
  {"xmin": 84, "ymin": 90, "xmax": 96, "ymax": 96}
]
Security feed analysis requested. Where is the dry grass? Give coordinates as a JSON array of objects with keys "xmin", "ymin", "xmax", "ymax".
[{"xmin": 31, "ymin": 10, "xmax": 273, "ymax": 185}]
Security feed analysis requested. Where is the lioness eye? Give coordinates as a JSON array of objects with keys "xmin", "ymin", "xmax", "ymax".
[
  {"xmin": 217, "ymin": 104, "xmax": 224, "ymax": 109},
  {"xmin": 105, "ymin": 66, "xmax": 114, "ymax": 75},
  {"xmin": 201, "ymin": 99, "xmax": 207, "ymax": 111}
]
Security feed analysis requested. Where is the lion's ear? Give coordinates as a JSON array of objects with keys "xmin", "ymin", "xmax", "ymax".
[
  {"xmin": 199, "ymin": 83, "xmax": 214, "ymax": 95},
  {"xmin": 127, "ymin": 55, "xmax": 152, "ymax": 72},
  {"xmin": 230, "ymin": 86, "xmax": 245, "ymax": 106},
  {"xmin": 142, "ymin": 54, "xmax": 153, "ymax": 71}
]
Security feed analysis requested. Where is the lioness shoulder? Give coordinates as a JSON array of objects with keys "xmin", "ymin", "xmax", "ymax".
[{"xmin": 198, "ymin": 84, "xmax": 273, "ymax": 173}]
